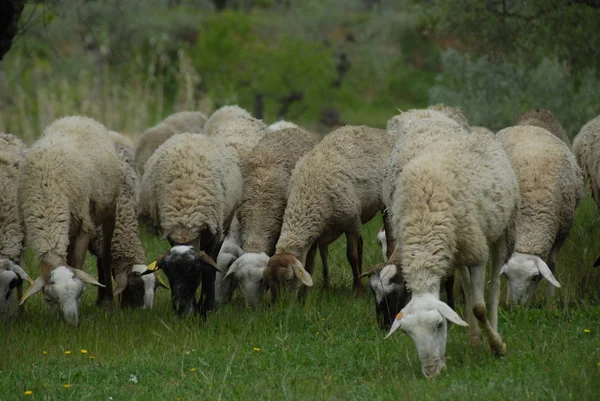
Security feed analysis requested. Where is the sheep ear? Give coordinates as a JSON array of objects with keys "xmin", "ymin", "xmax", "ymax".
[
  {"xmin": 292, "ymin": 261, "xmax": 313, "ymax": 286},
  {"xmin": 436, "ymin": 300, "xmax": 468, "ymax": 327},
  {"xmin": 385, "ymin": 311, "xmax": 404, "ymax": 339},
  {"xmin": 197, "ymin": 251, "xmax": 220, "ymax": 272},
  {"xmin": 10, "ymin": 263, "xmax": 34, "ymax": 285},
  {"xmin": 73, "ymin": 269, "xmax": 105, "ymax": 287},
  {"xmin": 224, "ymin": 260, "xmax": 239, "ymax": 280},
  {"xmin": 534, "ymin": 257, "xmax": 561, "ymax": 288},
  {"xmin": 113, "ymin": 272, "xmax": 128, "ymax": 295},
  {"xmin": 499, "ymin": 264, "xmax": 508, "ymax": 276},
  {"xmin": 141, "ymin": 256, "xmax": 164, "ymax": 275},
  {"xmin": 155, "ymin": 272, "xmax": 169, "ymax": 289},
  {"xmin": 19, "ymin": 277, "xmax": 45, "ymax": 305}
]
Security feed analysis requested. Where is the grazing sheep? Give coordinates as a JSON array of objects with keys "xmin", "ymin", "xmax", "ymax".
[
  {"xmin": 572, "ymin": 115, "xmax": 600, "ymax": 206},
  {"xmin": 384, "ymin": 131, "xmax": 520, "ymax": 378},
  {"xmin": 472, "ymin": 126, "xmax": 495, "ymax": 136},
  {"xmin": 496, "ymin": 126, "xmax": 583, "ymax": 305},
  {"xmin": 513, "ymin": 109, "xmax": 571, "ymax": 147},
  {"xmin": 218, "ymin": 127, "xmax": 318, "ymax": 306},
  {"xmin": 88, "ymin": 146, "xmax": 165, "ymax": 309},
  {"xmin": 264, "ymin": 125, "xmax": 393, "ymax": 301},
  {"xmin": 18, "ymin": 116, "xmax": 120, "ymax": 325},
  {"xmin": 215, "ymin": 217, "xmax": 244, "ymax": 305},
  {"xmin": 134, "ymin": 111, "xmax": 207, "ymax": 174},
  {"xmin": 0, "ymin": 132, "xmax": 31, "ymax": 319},
  {"xmin": 204, "ymin": 105, "xmax": 252, "ymax": 136},
  {"xmin": 268, "ymin": 120, "xmax": 299, "ymax": 132},
  {"xmin": 225, "ymin": 252, "xmax": 270, "ymax": 308}
]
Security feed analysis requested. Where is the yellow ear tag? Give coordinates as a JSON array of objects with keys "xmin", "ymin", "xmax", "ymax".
[
  {"xmin": 395, "ymin": 312, "xmax": 404, "ymax": 321},
  {"xmin": 155, "ymin": 273, "xmax": 168, "ymax": 288},
  {"xmin": 147, "ymin": 261, "xmax": 158, "ymax": 271}
]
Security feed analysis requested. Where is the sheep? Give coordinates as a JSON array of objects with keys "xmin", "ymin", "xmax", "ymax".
[
  {"xmin": 134, "ymin": 111, "xmax": 207, "ymax": 174},
  {"xmin": 384, "ymin": 130, "xmax": 520, "ymax": 378},
  {"xmin": 496, "ymin": 125, "xmax": 583, "ymax": 305},
  {"xmin": 513, "ymin": 109, "xmax": 571, "ymax": 148},
  {"xmin": 471, "ymin": 126, "xmax": 495, "ymax": 136},
  {"xmin": 215, "ymin": 216, "xmax": 244, "ymax": 305},
  {"xmin": 264, "ymin": 125, "xmax": 393, "ymax": 302},
  {"xmin": 108, "ymin": 130, "xmax": 135, "ymax": 151},
  {"xmin": 267, "ymin": 120, "xmax": 299, "ymax": 132},
  {"xmin": 427, "ymin": 103, "xmax": 471, "ymax": 132},
  {"xmin": 18, "ymin": 116, "xmax": 120, "ymax": 325},
  {"xmin": 204, "ymin": 105, "xmax": 252, "ymax": 136},
  {"xmin": 88, "ymin": 145, "xmax": 166, "ymax": 309},
  {"xmin": 572, "ymin": 115, "xmax": 600, "ymax": 207},
  {"xmin": 219, "ymin": 127, "xmax": 319, "ymax": 306},
  {"xmin": 0, "ymin": 132, "xmax": 32, "ymax": 319}
]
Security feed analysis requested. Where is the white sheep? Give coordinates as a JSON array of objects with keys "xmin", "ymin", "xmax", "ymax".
[
  {"xmin": 134, "ymin": 111, "xmax": 207, "ymax": 174},
  {"xmin": 513, "ymin": 109, "xmax": 571, "ymax": 148},
  {"xmin": 572, "ymin": 115, "xmax": 600, "ymax": 207},
  {"xmin": 18, "ymin": 116, "xmax": 119, "ymax": 325},
  {"xmin": 264, "ymin": 125, "xmax": 393, "ymax": 301},
  {"xmin": 215, "ymin": 216, "xmax": 244, "ymax": 305},
  {"xmin": 267, "ymin": 120, "xmax": 299, "ymax": 132},
  {"xmin": 496, "ymin": 125, "xmax": 583, "ymax": 305},
  {"xmin": 0, "ymin": 132, "xmax": 31, "ymax": 319},
  {"xmin": 384, "ymin": 121, "xmax": 520, "ymax": 378},
  {"xmin": 204, "ymin": 105, "xmax": 252, "ymax": 136},
  {"xmin": 219, "ymin": 127, "xmax": 318, "ymax": 307}
]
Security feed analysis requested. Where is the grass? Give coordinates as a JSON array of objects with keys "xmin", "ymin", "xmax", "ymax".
[{"xmin": 2, "ymin": 204, "xmax": 600, "ymax": 401}]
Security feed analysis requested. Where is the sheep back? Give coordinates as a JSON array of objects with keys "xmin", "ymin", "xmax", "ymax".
[
  {"xmin": 513, "ymin": 109, "xmax": 571, "ymax": 147},
  {"xmin": 204, "ymin": 105, "xmax": 252, "ymax": 136}
]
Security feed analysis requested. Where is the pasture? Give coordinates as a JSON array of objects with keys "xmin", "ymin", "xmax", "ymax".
[{"xmin": 2, "ymin": 198, "xmax": 599, "ymax": 401}]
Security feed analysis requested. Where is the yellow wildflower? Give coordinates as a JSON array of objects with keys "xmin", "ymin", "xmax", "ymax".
[
  {"xmin": 42, "ymin": 351, "xmax": 48, "ymax": 355},
  {"xmin": 64, "ymin": 384, "xmax": 71, "ymax": 389},
  {"xmin": 89, "ymin": 355, "xmax": 96, "ymax": 360},
  {"xmin": 584, "ymin": 329, "xmax": 591, "ymax": 333},
  {"xmin": 65, "ymin": 350, "xmax": 72, "ymax": 355},
  {"xmin": 80, "ymin": 349, "xmax": 88, "ymax": 354},
  {"xmin": 253, "ymin": 347, "xmax": 260, "ymax": 351},
  {"xmin": 190, "ymin": 368, "xmax": 197, "ymax": 372},
  {"xmin": 321, "ymin": 318, "xmax": 326, "ymax": 321},
  {"xmin": 24, "ymin": 391, "xmax": 32, "ymax": 396}
]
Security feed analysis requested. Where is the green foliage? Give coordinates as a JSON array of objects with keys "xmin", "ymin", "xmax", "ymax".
[
  {"xmin": 429, "ymin": 49, "xmax": 600, "ymax": 135},
  {"xmin": 415, "ymin": 0, "xmax": 600, "ymax": 71}
]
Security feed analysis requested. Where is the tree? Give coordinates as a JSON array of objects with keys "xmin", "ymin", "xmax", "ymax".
[
  {"xmin": 0, "ymin": 0, "xmax": 26, "ymax": 61},
  {"xmin": 417, "ymin": 0, "xmax": 600, "ymax": 71}
]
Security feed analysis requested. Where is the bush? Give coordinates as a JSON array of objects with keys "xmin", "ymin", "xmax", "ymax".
[{"xmin": 429, "ymin": 49, "xmax": 600, "ymax": 136}]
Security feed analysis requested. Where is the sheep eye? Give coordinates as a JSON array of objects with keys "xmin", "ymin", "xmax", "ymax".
[{"xmin": 437, "ymin": 321, "xmax": 444, "ymax": 329}]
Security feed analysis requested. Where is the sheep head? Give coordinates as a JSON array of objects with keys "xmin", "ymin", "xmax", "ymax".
[
  {"xmin": 116, "ymin": 265, "xmax": 168, "ymax": 309},
  {"xmin": 142, "ymin": 245, "xmax": 220, "ymax": 316},
  {"xmin": 385, "ymin": 293, "xmax": 468, "ymax": 378},
  {"xmin": 264, "ymin": 252, "xmax": 312, "ymax": 303},
  {"xmin": 20, "ymin": 264, "xmax": 104, "ymax": 326},
  {"xmin": 500, "ymin": 252, "xmax": 560, "ymax": 305},
  {"xmin": 361, "ymin": 262, "xmax": 409, "ymax": 329},
  {"xmin": 224, "ymin": 252, "xmax": 269, "ymax": 308}
]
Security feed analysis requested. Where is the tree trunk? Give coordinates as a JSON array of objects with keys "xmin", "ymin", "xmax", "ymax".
[{"xmin": 0, "ymin": 0, "xmax": 26, "ymax": 62}]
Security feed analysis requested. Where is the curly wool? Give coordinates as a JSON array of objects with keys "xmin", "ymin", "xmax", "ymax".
[
  {"xmin": 0, "ymin": 133, "xmax": 26, "ymax": 262},
  {"xmin": 393, "ymin": 133, "xmax": 519, "ymax": 293},
  {"xmin": 276, "ymin": 125, "xmax": 391, "ymax": 260},
  {"xmin": 383, "ymin": 109, "xmax": 467, "ymax": 213},
  {"xmin": 513, "ymin": 109, "xmax": 570, "ymax": 148},
  {"xmin": 140, "ymin": 133, "xmax": 241, "ymax": 244},
  {"xmin": 204, "ymin": 105, "xmax": 252, "ymax": 136},
  {"xmin": 89, "ymin": 146, "xmax": 145, "ymax": 276},
  {"xmin": 134, "ymin": 111, "xmax": 207, "ymax": 174},
  {"xmin": 238, "ymin": 127, "xmax": 319, "ymax": 254},
  {"xmin": 18, "ymin": 116, "xmax": 122, "ymax": 267},
  {"xmin": 496, "ymin": 126, "xmax": 583, "ymax": 258},
  {"xmin": 572, "ymin": 115, "xmax": 600, "ymax": 205}
]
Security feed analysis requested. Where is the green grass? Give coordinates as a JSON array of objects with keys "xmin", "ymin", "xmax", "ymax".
[{"xmin": 1, "ymin": 203, "xmax": 600, "ymax": 401}]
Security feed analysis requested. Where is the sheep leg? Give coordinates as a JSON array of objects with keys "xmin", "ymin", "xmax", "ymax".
[
  {"xmin": 469, "ymin": 263, "xmax": 506, "ymax": 355},
  {"xmin": 458, "ymin": 265, "xmax": 481, "ymax": 346},
  {"xmin": 98, "ymin": 219, "xmax": 115, "ymax": 307},
  {"xmin": 382, "ymin": 209, "xmax": 395, "ymax": 259},
  {"xmin": 345, "ymin": 231, "xmax": 363, "ymax": 293},
  {"xmin": 319, "ymin": 244, "xmax": 329, "ymax": 288},
  {"xmin": 298, "ymin": 242, "xmax": 318, "ymax": 302},
  {"xmin": 444, "ymin": 274, "xmax": 455, "ymax": 310},
  {"xmin": 489, "ymin": 237, "xmax": 506, "ymax": 331},
  {"xmin": 199, "ymin": 237, "xmax": 222, "ymax": 316}
]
